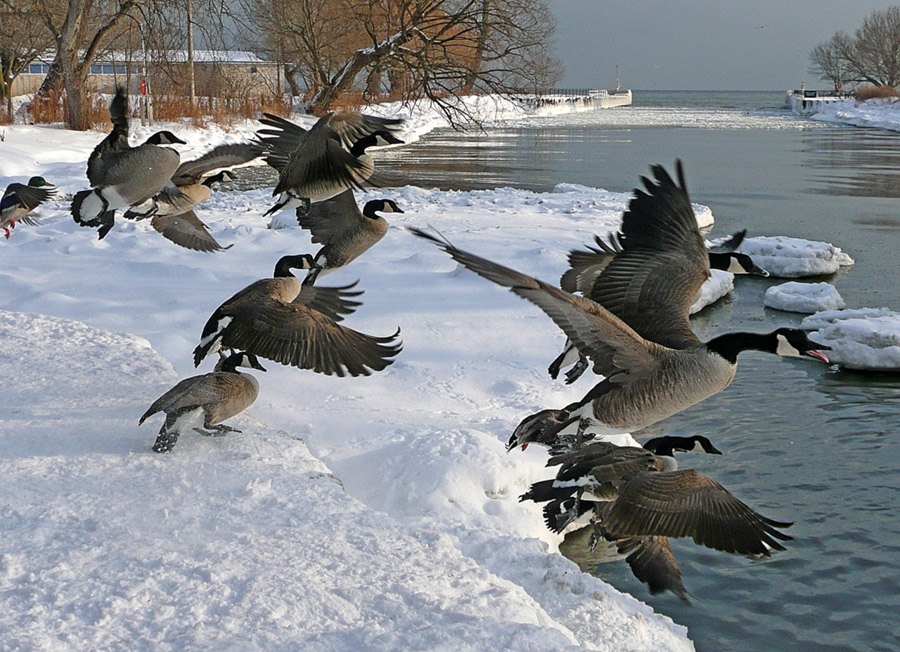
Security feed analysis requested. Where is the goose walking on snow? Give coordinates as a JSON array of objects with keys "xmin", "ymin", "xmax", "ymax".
[
  {"xmin": 256, "ymin": 111, "xmax": 404, "ymax": 216},
  {"xmin": 296, "ymin": 189, "xmax": 403, "ymax": 285},
  {"xmin": 410, "ymin": 161, "xmax": 829, "ymax": 450},
  {"xmin": 71, "ymin": 86, "xmax": 186, "ymax": 239},
  {"xmin": 193, "ymin": 255, "xmax": 401, "ymax": 376},
  {"xmin": 521, "ymin": 435, "xmax": 790, "ymax": 599},
  {"xmin": 140, "ymin": 351, "xmax": 266, "ymax": 453},
  {"xmin": 1, "ymin": 176, "xmax": 55, "ymax": 239}
]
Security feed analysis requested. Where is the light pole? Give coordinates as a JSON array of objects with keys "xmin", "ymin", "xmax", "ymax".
[{"xmin": 124, "ymin": 11, "xmax": 153, "ymax": 126}]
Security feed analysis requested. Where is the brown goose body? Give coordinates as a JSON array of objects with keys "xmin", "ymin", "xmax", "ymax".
[{"xmin": 140, "ymin": 351, "xmax": 265, "ymax": 452}]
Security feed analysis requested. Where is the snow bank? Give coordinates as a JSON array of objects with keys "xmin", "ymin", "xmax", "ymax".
[
  {"xmin": 0, "ymin": 117, "xmax": 699, "ymax": 650},
  {"xmin": 731, "ymin": 236, "xmax": 854, "ymax": 278},
  {"xmin": 764, "ymin": 281, "xmax": 845, "ymax": 313},
  {"xmin": 801, "ymin": 308, "xmax": 900, "ymax": 371},
  {"xmin": 811, "ymin": 97, "xmax": 900, "ymax": 133},
  {"xmin": 0, "ymin": 310, "xmax": 692, "ymax": 651}
]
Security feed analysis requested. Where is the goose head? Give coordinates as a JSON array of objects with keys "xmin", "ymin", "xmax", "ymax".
[
  {"xmin": 144, "ymin": 131, "xmax": 186, "ymax": 146},
  {"xmin": 216, "ymin": 351, "xmax": 267, "ymax": 373},
  {"xmin": 273, "ymin": 253, "xmax": 317, "ymax": 277},
  {"xmin": 363, "ymin": 199, "xmax": 403, "ymax": 219},
  {"xmin": 202, "ymin": 170, "xmax": 236, "ymax": 187},
  {"xmin": 726, "ymin": 252, "xmax": 769, "ymax": 277},
  {"xmin": 643, "ymin": 434, "xmax": 723, "ymax": 457},
  {"xmin": 772, "ymin": 328, "xmax": 831, "ymax": 362}
]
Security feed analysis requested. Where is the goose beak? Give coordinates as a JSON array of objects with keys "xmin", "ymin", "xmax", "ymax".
[{"xmin": 804, "ymin": 348, "xmax": 831, "ymax": 363}]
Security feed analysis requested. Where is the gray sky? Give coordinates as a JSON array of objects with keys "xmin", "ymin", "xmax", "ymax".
[{"xmin": 550, "ymin": 0, "xmax": 899, "ymax": 90}]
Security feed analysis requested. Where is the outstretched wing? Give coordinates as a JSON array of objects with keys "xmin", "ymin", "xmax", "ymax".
[
  {"xmin": 411, "ymin": 227, "xmax": 666, "ymax": 384},
  {"xmin": 151, "ymin": 210, "xmax": 230, "ymax": 253},
  {"xmin": 603, "ymin": 469, "xmax": 793, "ymax": 556},
  {"xmin": 171, "ymin": 142, "xmax": 263, "ymax": 185},
  {"xmin": 616, "ymin": 536, "xmax": 688, "ymax": 600},
  {"xmin": 584, "ymin": 161, "xmax": 709, "ymax": 349}
]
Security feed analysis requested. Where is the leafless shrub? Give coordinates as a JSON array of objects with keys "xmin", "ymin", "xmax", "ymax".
[{"xmin": 854, "ymin": 85, "xmax": 898, "ymax": 101}]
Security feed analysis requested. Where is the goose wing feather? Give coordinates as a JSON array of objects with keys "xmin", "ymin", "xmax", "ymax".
[
  {"xmin": 616, "ymin": 536, "xmax": 688, "ymax": 599},
  {"xmin": 297, "ymin": 188, "xmax": 363, "ymax": 244},
  {"xmin": 171, "ymin": 142, "xmax": 263, "ymax": 185},
  {"xmin": 410, "ymin": 227, "xmax": 666, "ymax": 384},
  {"xmin": 292, "ymin": 280, "xmax": 363, "ymax": 322},
  {"xmin": 219, "ymin": 297, "xmax": 401, "ymax": 377},
  {"xmin": 140, "ymin": 372, "xmax": 244, "ymax": 423},
  {"xmin": 151, "ymin": 210, "xmax": 230, "ymax": 253},
  {"xmin": 602, "ymin": 469, "xmax": 793, "ymax": 556},
  {"xmin": 325, "ymin": 111, "xmax": 404, "ymax": 150},
  {"xmin": 274, "ymin": 126, "xmax": 372, "ymax": 198},
  {"xmin": 585, "ymin": 161, "xmax": 709, "ymax": 349}
]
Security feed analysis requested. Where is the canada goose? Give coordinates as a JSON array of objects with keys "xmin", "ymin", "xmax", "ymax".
[
  {"xmin": 296, "ymin": 189, "xmax": 402, "ymax": 285},
  {"xmin": 1, "ymin": 176, "xmax": 55, "ymax": 238},
  {"xmin": 410, "ymin": 162, "xmax": 829, "ymax": 447},
  {"xmin": 256, "ymin": 111, "xmax": 404, "ymax": 216},
  {"xmin": 522, "ymin": 435, "xmax": 790, "ymax": 599},
  {"xmin": 192, "ymin": 255, "xmax": 401, "ymax": 376},
  {"xmin": 552, "ymin": 231, "xmax": 769, "ymax": 383},
  {"xmin": 71, "ymin": 86, "xmax": 186, "ymax": 239},
  {"xmin": 140, "ymin": 351, "xmax": 266, "ymax": 453},
  {"xmin": 124, "ymin": 142, "xmax": 262, "ymax": 222}
]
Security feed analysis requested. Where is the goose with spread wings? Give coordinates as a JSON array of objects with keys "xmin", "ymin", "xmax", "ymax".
[
  {"xmin": 257, "ymin": 111, "xmax": 404, "ymax": 217},
  {"xmin": 410, "ymin": 161, "xmax": 829, "ymax": 450},
  {"xmin": 193, "ymin": 254, "xmax": 401, "ymax": 376},
  {"xmin": 521, "ymin": 436, "xmax": 791, "ymax": 599}
]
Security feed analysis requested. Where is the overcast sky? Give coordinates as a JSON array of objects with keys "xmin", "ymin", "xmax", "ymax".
[{"xmin": 549, "ymin": 0, "xmax": 899, "ymax": 90}]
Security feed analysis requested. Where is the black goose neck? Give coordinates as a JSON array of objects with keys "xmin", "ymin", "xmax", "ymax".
[
  {"xmin": 218, "ymin": 355, "xmax": 241, "ymax": 372},
  {"xmin": 273, "ymin": 255, "xmax": 301, "ymax": 278},
  {"xmin": 706, "ymin": 331, "xmax": 774, "ymax": 364},
  {"xmin": 362, "ymin": 201, "xmax": 382, "ymax": 219},
  {"xmin": 350, "ymin": 133, "xmax": 378, "ymax": 157}
]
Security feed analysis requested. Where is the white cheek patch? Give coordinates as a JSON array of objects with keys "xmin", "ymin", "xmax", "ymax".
[
  {"xmin": 776, "ymin": 333, "xmax": 802, "ymax": 357},
  {"xmin": 726, "ymin": 257, "xmax": 749, "ymax": 274},
  {"xmin": 691, "ymin": 440, "xmax": 705, "ymax": 453}
]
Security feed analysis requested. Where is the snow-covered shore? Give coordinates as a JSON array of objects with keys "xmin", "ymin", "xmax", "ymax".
[
  {"xmin": 810, "ymin": 96, "xmax": 900, "ymax": 132},
  {"xmin": 0, "ymin": 106, "xmax": 701, "ymax": 650}
]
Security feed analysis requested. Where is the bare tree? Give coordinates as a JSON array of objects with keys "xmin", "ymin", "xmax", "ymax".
[
  {"xmin": 236, "ymin": 0, "xmax": 561, "ymax": 122},
  {"xmin": 810, "ymin": 7, "xmax": 900, "ymax": 89},
  {"xmin": 33, "ymin": 0, "xmax": 145, "ymax": 129},
  {"xmin": 0, "ymin": 0, "xmax": 54, "ymax": 118}
]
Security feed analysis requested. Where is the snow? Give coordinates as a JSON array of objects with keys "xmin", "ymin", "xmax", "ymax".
[
  {"xmin": 690, "ymin": 269, "xmax": 734, "ymax": 314},
  {"xmin": 801, "ymin": 308, "xmax": 900, "ymax": 371},
  {"xmin": 726, "ymin": 235, "xmax": 854, "ymax": 278},
  {"xmin": 763, "ymin": 281, "xmax": 845, "ymax": 313},
  {"xmin": 0, "ymin": 105, "xmax": 696, "ymax": 650},
  {"xmin": 810, "ymin": 97, "xmax": 900, "ymax": 132}
]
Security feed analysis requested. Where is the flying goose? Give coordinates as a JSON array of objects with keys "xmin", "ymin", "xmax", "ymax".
[
  {"xmin": 1, "ymin": 176, "xmax": 55, "ymax": 239},
  {"xmin": 192, "ymin": 255, "xmax": 401, "ymax": 376},
  {"xmin": 71, "ymin": 86, "xmax": 186, "ymax": 239},
  {"xmin": 552, "ymin": 229, "xmax": 769, "ymax": 383},
  {"xmin": 410, "ymin": 162, "xmax": 829, "ymax": 448},
  {"xmin": 296, "ymin": 189, "xmax": 402, "ymax": 285},
  {"xmin": 256, "ymin": 111, "xmax": 404, "ymax": 216},
  {"xmin": 124, "ymin": 141, "xmax": 262, "ymax": 220},
  {"xmin": 140, "ymin": 351, "xmax": 266, "ymax": 453},
  {"xmin": 521, "ymin": 435, "xmax": 789, "ymax": 599}
]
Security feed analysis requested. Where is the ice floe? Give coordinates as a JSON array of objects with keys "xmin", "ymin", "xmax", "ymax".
[
  {"xmin": 764, "ymin": 281, "xmax": 846, "ymax": 313},
  {"xmin": 801, "ymin": 308, "xmax": 900, "ymax": 371}
]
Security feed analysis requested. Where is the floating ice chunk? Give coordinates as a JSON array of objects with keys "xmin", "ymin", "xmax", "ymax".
[
  {"xmin": 764, "ymin": 282, "xmax": 845, "ymax": 313},
  {"xmin": 717, "ymin": 236, "xmax": 854, "ymax": 278},
  {"xmin": 801, "ymin": 308, "xmax": 900, "ymax": 371},
  {"xmin": 690, "ymin": 269, "xmax": 734, "ymax": 314}
]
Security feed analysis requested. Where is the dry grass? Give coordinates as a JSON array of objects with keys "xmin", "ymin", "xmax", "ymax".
[
  {"xmin": 854, "ymin": 85, "xmax": 898, "ymax": 101},
  {"xmin": 29, "ymin": 91, "xmax": 293, "ymax": 129}
]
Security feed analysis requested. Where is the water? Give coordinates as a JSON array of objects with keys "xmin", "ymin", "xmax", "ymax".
[{"xmin": 372, "ymin": 91, "xmax": 900, "ymax": 652}]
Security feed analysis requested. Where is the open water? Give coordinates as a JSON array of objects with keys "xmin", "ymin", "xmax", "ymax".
[{"xmin": 372, "ymin": 90, "xmax": 900, "ymax": 652}]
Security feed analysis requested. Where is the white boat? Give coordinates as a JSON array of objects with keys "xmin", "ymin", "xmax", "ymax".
[{"xmin": 787, "ymin": 89, "xmax": 850, "ymax": 115}]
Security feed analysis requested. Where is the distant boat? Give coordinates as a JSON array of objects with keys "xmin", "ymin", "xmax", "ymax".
[{"xmin": 786, "ymin": 88, "xmax": 850, "ymax": 115}]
